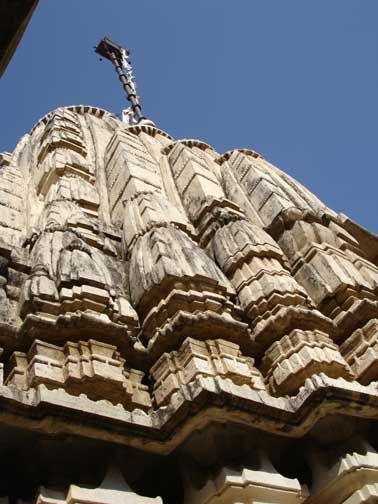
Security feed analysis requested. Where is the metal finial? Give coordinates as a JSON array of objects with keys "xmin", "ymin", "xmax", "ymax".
[{"xmin": 95, "ymin": 37, "xmax": 145, "ymax": 124}]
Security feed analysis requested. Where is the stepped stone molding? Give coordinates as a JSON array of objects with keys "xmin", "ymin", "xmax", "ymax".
[
  {"xmin": 31, "ymin": 465, "xmax": 162, "ymax": 503},
  {"xmin": 278, "ymin": 220, "xmax": 378, "ymax": 341},
  {"xmin": 340, "ymin": 318, "xmax": 378, "ymax": 384},
  {"xmin": 261, "ymin": 329, "xmax": 353, "ymax": 395},
  {"xmin": 150, "ymin": 337, "xmax": 265, "ymax": 407},
  {"xmin": 167, "ymin": 142, "xmax": 225, "ymax": 220},
  {"xmin": 221, "ymin": 150, "xmax": 329, "ymax": 229},
  {"xmin": 0, "ymin": 156, "xmax": 25, "ymax": 247},
  {"xmin": 129, "ymin": 226, "xmax": 249, "ymax": 360},
  {"xmin": 5, "ymin": 338, "xmax": 151, "ymax": 410},
  {"xmin": 212, "ymin": 220, "xmax": 323, "ymax": 343},
  {"xmin": 165, "ymin": 141, "xmax": 246, "ymax": 247},
  {"xmin": 44, "ymin": 176, "xmax": 99, "ymax": 214},
  {"xmin": 37, "ymin": 110, "xmax": 87, "ymax": 168},
  {"xmin": 2, "ymin": 105, "xmax": 378, "ymax": 502},
  {"xmin": 306, "ymin": 439, "xmax": 378, "ymax": 504},
  {"xmin": 0, "ymin": 372, "xmax": 376, "ymax": 454},
  {"xmin": 30, "ymin": 105, "xmax": 117, "ymax": 135},
  {"xmin": 19, "ymin": 198, "xmax": 139, "ymax": 346},
  {"xmin": 183, "ymin": 458, "xmax": 307, "ymax": 504},
  {"xmin": 105, "ymin": 129, "xmax": 163, "ymax": 224},
  {"xmin": 122, "ymin": 191, "xmax": 195, "ymax": 252},
  {"xmin": 125, "ymin": 123, "xmax": 174, "ymax": 140},
  {"xmin": 215, "ymin": 147, "xmax": 262, "ymax": 164},
  {"xmin": 162, "ymin": 138, "xmax": 214, "ymax": 155},
  {"xmin": 343, "ymin": 484, "xmax": 378, "ymax": 504}
]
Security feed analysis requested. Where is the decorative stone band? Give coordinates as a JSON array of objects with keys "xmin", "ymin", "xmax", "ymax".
[
  {"xmin": 278, "ymin": 220, "xmax": 378, "ymax": 341},
  {"xmin": 32, "ymin": 465, "xmax": 162, "ymax": 504},
  {"xmin": 306, "ymin": 439, "xmax": 378, "ymax": 504},
  {"xmin": 150, "ymin": 337, "xmax": 265, "ymax": 407},
  {"xmin": 183, "ymin": 463, "xmax": 307, "ymax": 504},
  {"xmin": 161, "ymin": 139, "xmax": 214, "ymax": 156},
  {"xmin": 122, "ymin": 191, "xmax": 195, "ymax": 253},
  {"xmin": 340, "ymin": 319, "xmax": 378, "ymax": 384},
  {"xmin": 344, "ymin": 484, "xmax": 378, "ymax": 504},
  {"xmin": 129, "ymin": 226, "xmax": 251, "ymax": 361},
  {"xmin": 5, "ymin": 338, "xmax": 151, "ymax": 410},
  {"xmin": 37, "ymin": 111, "xmax": 87, "ymax": 164},
  {"xmin": 0, "ymin": 371, "xmax": 375, "ymax": 454},
  {"xmin": 260, "ymin": 329, "xmax": 354, "ymax": 395},
  {"xmin": 215, "ymin": 147, "xmax": 262, "ymax": 165},
  {"xmin": 105, "ymin": 128, "xmax": 163, "ymax": 225},
  {"xmin": 126, "ymin": 123, "xmax": 173, "ymax": 140}
]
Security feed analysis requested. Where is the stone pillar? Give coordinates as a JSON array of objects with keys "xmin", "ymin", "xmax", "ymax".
[
  {"xmin": 305, "ymin": 438, "xmax": 378, "ymax": 504},
  {"xmin": 29, "ymin": 465, "xmax": 162, "ymax": 504},
  {"xmin": 182, "ymin": 453, "xmax": 307, "ymax": 504}
]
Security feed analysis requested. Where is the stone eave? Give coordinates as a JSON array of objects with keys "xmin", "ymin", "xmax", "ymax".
[{"xmin": 0, "ymin": 374, "xmax": 376, "ymax": 455}]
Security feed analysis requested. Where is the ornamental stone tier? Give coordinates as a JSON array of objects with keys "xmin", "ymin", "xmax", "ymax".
[{"xmin": 1, "ymin": 105, "xmax": 378, "ymax": 502}]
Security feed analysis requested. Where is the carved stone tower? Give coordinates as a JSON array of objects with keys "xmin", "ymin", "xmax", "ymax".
[{"xmin": 1, "ymin": 105, "xmax": 378, "ymax": 503}]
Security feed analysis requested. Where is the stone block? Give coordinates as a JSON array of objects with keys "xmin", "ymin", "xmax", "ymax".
[
  {"xmin": 105, "ymin": 129, "xmax": 162, "ymax": 224},
  {"xmin": 5, "ymin": 339, "xmax": 151, "ymax": 410},
  {"xmin": 261, "ymin": 329, "xmax": 354, "ymax": 395},
  {"xmin": 340, "ymin": 319, "xmax": 378, "ymax": 384},
  {"xmin": 150, "ymin": 337, "xmax": 265, "ymax": 406},
  {"xmin": 122, "ymin": 191, "xmax": 194, "ymax": 252},
  {"xmin": 34, "ymin": 465, "xmax": 162, "ymax": 503},
  {"xmin": 183, "ymin": 458, "xmax": 307, "ymax": 504}
]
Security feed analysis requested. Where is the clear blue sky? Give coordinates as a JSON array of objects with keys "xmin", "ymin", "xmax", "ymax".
[{"xmin": 1, "ymin": 1, "xmax": 377, "ymax": 231}]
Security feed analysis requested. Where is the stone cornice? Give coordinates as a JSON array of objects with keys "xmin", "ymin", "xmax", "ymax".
[{"xmin": 0, "ymin": 373, "xmax": 376, "ymax": 454}]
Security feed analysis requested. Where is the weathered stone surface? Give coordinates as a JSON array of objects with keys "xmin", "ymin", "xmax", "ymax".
[
  {"xmin": 278, "ymin": 220, "xmax": 378, "ymax": 341},
  {"xmin": 167, "ymin": 141, "xmax": 245, "ymax": 246},
  {"xmin": 32, "ymin": 465, "xmax": 162, "ymax": 503},
  {"xmin": 122, "ymin": 191, "xmax": 195, "ymax": 253},
  {"xmin": 340, "ymin": 318, "xmax": 378, "ymax": 384},
  {"xmin": 183, "ymin": 456, "xmax": 307, "ymax": 504},
  {"xmin": 218, "ymin": 150, "xmax": 331, "ymax": 229},
  {"xmin": 305, "ymin": 438, "xmax": 378, "ymax": 504},
  {"xmin": 105, "ymin": 129, "xmax": 163, "ymax": 225},
  {"xmin": 5, "ymin": 338, "xmax": 151, "ymax": 410},
  {"xmin": 1, "ymin": 104, "xmax": 378, "ymax": 503},
  {"xmin": 0, "ymin": 152, "xmax": 26, "ymax": 247},
  {"xmin": 129, "ymin": 225, "xmax": 249, "ymax": 359},
  {"xmin": 150, "ymin": 337, "xmax": 265, "ymax": 407},
  {"xmin": 261, "ymin": 329, "xmax": 353, "ymax": 395}
]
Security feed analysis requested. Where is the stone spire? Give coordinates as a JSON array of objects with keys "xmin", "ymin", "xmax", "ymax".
[{"xmin": 1, "ymin": 105, "xmax": 378, "ymax": 502}]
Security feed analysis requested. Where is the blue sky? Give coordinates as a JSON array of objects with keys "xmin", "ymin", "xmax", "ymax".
[{"xmin": 1, "ymin": 1, "xmax": 377, "ymax": 231}]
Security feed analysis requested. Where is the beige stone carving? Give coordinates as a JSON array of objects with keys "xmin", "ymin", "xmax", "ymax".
[
  {"xmin": 218, "ymin": 150, "xmax": 331, "ymax": 228},
  {"xmin": 32, "ymin": 465, "xmax": 162, "ymax": 503},
  {"xmin": 129, "ymin": 225, "xmax": 249, "ymax": 359},
  {"xmin": 0, "ymin": 152, "xmax": 25, "ymax": 247},
  {"xmin": 2, "ymin": 104, "xmax": 378, "ymax": 503},
  {"xmin": 105, "ymin": 129, "xmax": 163, "ymax": 224},
  {"xmin": 166, "ymin": 141, "xmax": 244, "ymax": 245},
  {"xmin": 340, "ymin": 318, "xmax": 378, "ymax": 384},
  {"xmin": 183, "ymin": 456, "xmax": 307, "ymax": 503},
  {"xmin": 261, "ymin": 328, "xmax": 353, "ymax": 395},
  {"xmin": 5, "ymin": 338, "xmax": 151, "ymax": 410},
  {"xmin": 122, "ymin": 191, "xmax": 195, "ymax": 253},
  {"xmin": 306, "ymin": 438, "xmax": 378, "ymax": 504},
  {"xmin": 343, "ymin": 484, "xmax": 378, "ymax": 504},
  {"xmin": 212, "ymin": 219, "xmax": 330, "ymax": 348},
  {"xmin": 38, "ymin": 110, "xmax": 87, "ymax": 164},
  {"xmin": 150, "ymin": 337, "xmax": 265, "ymax": 407},
  {"xmin": 33, "ymin": 109, "xmax": 92, "ymax": 204},
  {"xmin": 35, "ymin": 149, "xmax": 93, "ymax": 196},
  {"xmin": 19, "ymin": 199, "xmax": 138, "ymax": 343},
  {"xmin": 45, "ymin": 176, "xmax": 100, "ymax": 215},
  {"xmin": 278, "ymin": 220, "xmax": 378, "ymax": 339}
]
